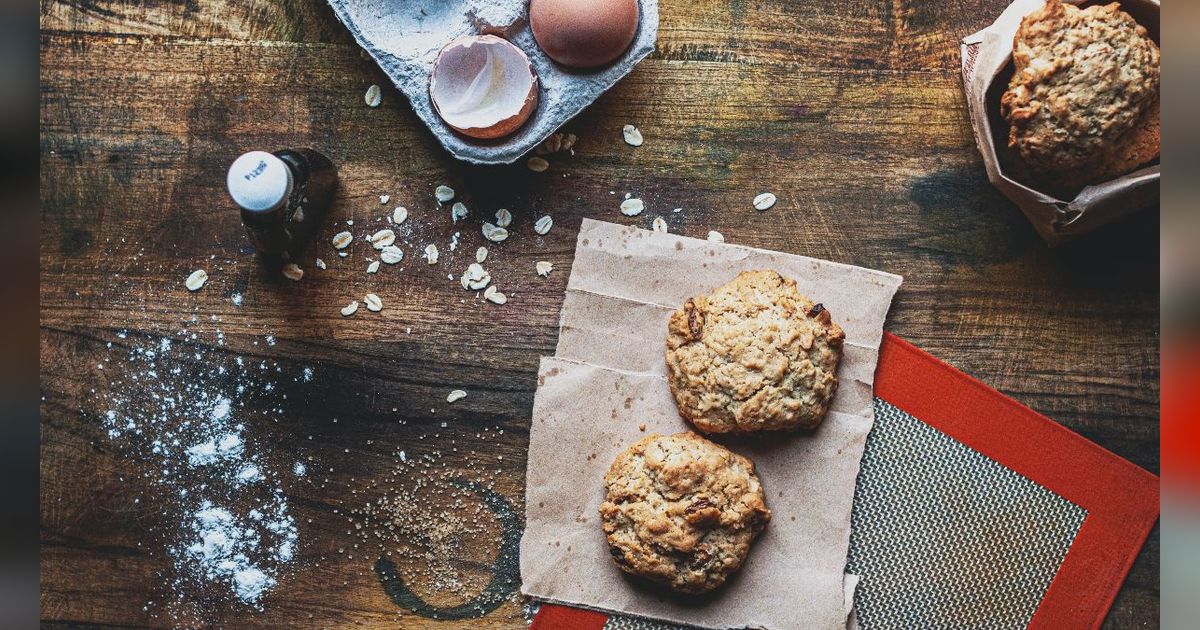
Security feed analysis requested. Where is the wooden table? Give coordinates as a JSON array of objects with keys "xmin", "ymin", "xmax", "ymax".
[{"xmin": 39, "ymin": 0, "xmax": 1160, "ymax": 627}]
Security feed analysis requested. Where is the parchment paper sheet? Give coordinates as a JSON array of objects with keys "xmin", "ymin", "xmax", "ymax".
[
  {"xmin": 961, "ymin": 0, "xmax": 1160, "ymax": 245},
  {"xmin": 520, "ymin": 220, "xmax": 902, "ymax": 629}
]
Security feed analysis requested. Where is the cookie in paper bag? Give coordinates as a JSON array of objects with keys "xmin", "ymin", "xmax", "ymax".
[
  {"xmin": 600, "ymin": 432, "xmax": 770, "ymax": 594},
  {"xmin": 1000, "ymin": 0, "xmax": 1160, "ymax": 187},
  {"xmin": 665, "ymin": 270, "xmax": 845, "ymax": 433}
]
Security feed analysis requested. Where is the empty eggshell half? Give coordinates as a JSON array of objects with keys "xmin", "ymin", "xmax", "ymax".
[{"xmin": 430, "ymin": 35, "xmax": 539, "ymax": 140}]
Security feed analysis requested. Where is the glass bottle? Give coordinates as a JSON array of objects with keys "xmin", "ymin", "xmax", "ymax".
[{"xmin": 226, "ymin": 148, "xmax": 338, "ymax": 257}]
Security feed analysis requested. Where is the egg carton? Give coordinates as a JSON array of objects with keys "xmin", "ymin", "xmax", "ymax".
[{"xmin": 327, "ymin": 0, "xmax": 659, "ymax": 165}]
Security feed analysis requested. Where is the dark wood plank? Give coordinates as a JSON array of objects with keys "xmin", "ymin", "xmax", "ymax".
[{"xmin": 40, "ymin": 0, "xmax": 1159, "ymax": 627}]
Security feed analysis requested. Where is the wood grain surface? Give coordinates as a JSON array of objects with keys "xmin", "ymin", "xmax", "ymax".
[{"xmin": 39, "ymin": 0, "xmax": 1159, "ymax": 627}]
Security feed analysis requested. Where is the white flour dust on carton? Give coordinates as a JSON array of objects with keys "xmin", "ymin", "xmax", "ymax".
[{"xmin": 97, "ymin": 333, "xmax": 307, "ymax": 616}]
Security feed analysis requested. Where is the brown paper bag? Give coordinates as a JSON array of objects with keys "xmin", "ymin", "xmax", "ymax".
[{"xmin": 961, "ymin": 0, "xmax": 1160, "ymax": 245}]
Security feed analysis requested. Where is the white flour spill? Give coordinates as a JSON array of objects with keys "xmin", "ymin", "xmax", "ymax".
[{"xmin": 97, "ymin": 335, "xmax": 307, "ymax": 613}]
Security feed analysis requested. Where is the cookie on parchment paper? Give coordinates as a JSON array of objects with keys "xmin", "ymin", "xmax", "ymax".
[
  {"xmin": 665, "ymin": 269, "xmax": 845, "ymax": 433},
  {"xmin": 1001, "ymin": 0, "xmax": 1160, "ymax": 185},
  {"xmin": 599, "ymin": 432, "xmax": 770, "ymax": 594}
]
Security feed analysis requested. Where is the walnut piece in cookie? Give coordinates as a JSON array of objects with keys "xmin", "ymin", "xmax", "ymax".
[
  {"xmin": 665, "ymin": 269, "xmax": 844, "ymax": 433},
  {"xmin": 1000, "ymin": 0, "xmax": 1159, "ymax": 177},
  {"xmin": 599, "ymin": 432, "xmax": 770, "ymax": 594}
]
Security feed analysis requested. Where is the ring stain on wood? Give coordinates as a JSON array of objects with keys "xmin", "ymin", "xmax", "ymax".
[{"xmin": 374, "ymin": 479, "xmax": 522, "ymax": 620}]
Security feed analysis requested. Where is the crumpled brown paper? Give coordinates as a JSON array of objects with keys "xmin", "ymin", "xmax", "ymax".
[
  {"xmin": 520, "ymin": 219, "xmax": 902, "ymax": 629},
  {"xmin": 961, "ymin": 0, "xmax": 1160, "ymax": 245}
]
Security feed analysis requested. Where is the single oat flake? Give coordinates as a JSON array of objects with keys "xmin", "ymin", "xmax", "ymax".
[
  {"xmin": 753, "ymin": 192, "xmax": 777, "ymax": 211},
  {"xmin": 424, "ymin": 244, "xmax": 439, "ymax": 264},
  {"xmin": 527, "ymin": 157, "xmax": 549, "ymax": 173},
  {"xmin": 495, "ymin": 208, "xmax": 512, "ymax": 228},
  {"xmin": 534, "ymin": 215, "xmax": 553, "ymax": 235},
  {"xmin": 380, "ymin": 245, "xmax": 404, "ymax": 264},
  {"xmin": 622, "ymin": 124, "xmax": 644, "ymax": 147},
  {"xmin": 370, "ymin": 229, "xmax": 396, "ymax": 250},
  {"xmin": 435, "ymin": 185, "xmax": 455, "ymax": 203},
  {"xmin": 282, "ymin": 263, "xmax": 304, "ymax": 281},
  {"xmin": 365, "ymin": 84, "xmax": 382, "ymax": 108},
  {"xmin": 620, "ymin": 198, "xmax": 644, "ymax": 216},
  {"xmin": 379, "ymin": 194, "xmax": 390, "ymax": 205},
  {"xmin": 707, "ymin": 230, "xmax": 725, "ymax": 243},
  {"xmin": 447, "ymin": 389, "xmax": 467, "ymax": 403},
  {"xmin": 652, "ymin": 217, "xmax": 668, "ymax": 233},
  {"xmin": 364, "ymin": 293, "xmax": 383, "ymax": 312},
  {"xmin": 483, "ymin": 285, "xmax": 508, "ymax": 304},
  {"xmin": 482, "ymin": 223, "xmax": 509, "ymax": 243},
  {"xmin": 476, "ymin": 246, "xmax": 488, "ymax": 263},
  {"xmin": 391, "ymin": 207, "xmax": 408, "ymax": 224},
  {"xmin": 451, "ymin": 202, "xmax": 469, "ymax": 223},
  {"xmin": 332, "ymin": 231, "xmax": 353, "ymax": 250},
  {"xmin": 185, "ymin": 269, "xmax": 208, "ymax": 291},
  {"xmin": 341, "ymin": 301, "xmax": 359, "ymax": 316},
  {"xmin": 536, "ymin": 261, "xmax": 553, "ymax": 277},
  {"xmin": 315, "ymin": 258, "xmax": 328, "ymax": 270},
  {"xmin": 367, "ymin": 261, "xmax": 380, "ymax": 274}
]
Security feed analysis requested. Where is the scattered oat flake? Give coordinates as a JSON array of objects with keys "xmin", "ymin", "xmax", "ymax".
[
  {"xmin": 380, "ymin": 245, "xmax": 404, "ymax": 264},
  {"xmin": 341, "ymin": 301, "xmax": 359, "ymax": 316},
  {"xmin": 370, "ymin": 229, "xmax": 396, "ymax": 249},
  {"xmin": 367, "ymin": 261, "xmax": 380, "ymax": 274},
  {"xmin": 537, "ymin": 132, "xmax": 578, "ymax": 155},
  {"xmin": 424, "ymin": 244, "xmax": 439, "ymax": 264},
  {"xmin": 495, "ymin": 208, "xmax": 512, "ymax": 228},
  {"xmin": 451, "ymin": 202, "xmax": 468, "ymax": 223},
  {"xmin": 753, "ymin": 192, "xmax": 777, "ymax": 210},
  {"xmin": 315, "ymin": 258, "xmax": 327, "ymax": 270},
  {"xmin": 527, "ymin": 157, "xmax": 549, "ymax": 173},
  {"xmin": 364, "ymin": 294, "xmax": 383, "ymax": 312},
  {"xmin": 483, "ymin": 285, "xmax": 507, "ymax": 304},
  {"xmin": 707, "ymin": 230, "xmax": 725, "ymax": 243},
  {"xmin": 282, "ymin": 264, "xmax": 304, "ymax": 281},
  {"xmin": 534, "ymin": 215, "xmax": 553, "ymax": 235},
  {"xmin": 379, "ymin": 194, "xmax": 390, "ymax": 205},
  {"xmin": 536, "ymin": 261, "xmax": 553, "ymax": 277},
  {"xmin": 476, "ymin": 247, "xmax": 488, "ymax": 263},
  {"xmin": 460, "ymin": 263, "xmax": 491, "ymax": 290},
  {"xmin": 185, "ymin": 269, "xmax": 208, "ymax": 291},
  {"xmin": 620, "ymin": 198, "xmax": 644, "ymax": 216},
  {"xmin": 482, "ymin": 223, "xmax": 509, "ymax": 243},
  {"xmin": 435, "ymin": 185, "xmax": 455, "ymax": 203},
  {"xmin": 391, "ymin": 207, "xmax": 408, "ymax": 224},
  {"xmin": 332, "ymin": 231, "xmax": 353, "ymax": 250},
  {"xmin": 622, "ymin": 124, "xmax": 643, "ymax": 147},
  {"xmin": 446, "ymin": 390, "xmax": 467, "ymax": 403},
  {"xmin": 365, "ymin": 84, "xmax": 382, "ymax": 108},
  {"xmin": 652, "ymin": 217, "xmax": 668, "ymax": 233}
]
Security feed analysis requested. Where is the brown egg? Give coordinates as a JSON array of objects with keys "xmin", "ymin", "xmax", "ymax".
[{"xmin": 530, "ymin": 0, "xmax": 640, "ymax": 69}]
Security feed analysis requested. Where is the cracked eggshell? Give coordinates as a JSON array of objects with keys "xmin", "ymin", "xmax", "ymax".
[
  {"xmin": 325, "ymin": 0, "xmax": 658, "ymax": 164},
  {"xmin": 430, "ymin": 35, "xmax": 539, "ymax": 140}
]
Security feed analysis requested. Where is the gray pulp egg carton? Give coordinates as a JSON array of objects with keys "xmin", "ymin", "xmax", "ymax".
[{"xmin": 327, "ymin": 0, "xmax": 659, "ymax": 165}]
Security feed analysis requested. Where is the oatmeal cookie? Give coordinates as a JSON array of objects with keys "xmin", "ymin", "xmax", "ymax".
[
  {"xmin": 1001, "ymin": 0, "xmax": 1160, "ymax": 176},
  {"xmin": 599, "ymin": 432, "xmax": 770, "ymax": 594},
  {"xmin": 665, "ymin": 270, "xmax": 844, "ymax": 433}
]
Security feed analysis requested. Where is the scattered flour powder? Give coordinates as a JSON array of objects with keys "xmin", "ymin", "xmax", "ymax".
[{"xmin": 98, "ymin": 334, "xmax": 307, "ymax": 613}]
